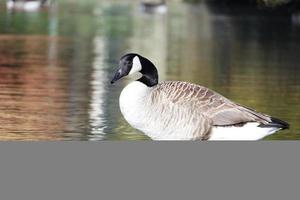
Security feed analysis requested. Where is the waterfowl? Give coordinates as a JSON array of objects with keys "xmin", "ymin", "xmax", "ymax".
[
  {"xmin": 6, "ymin": 0, "xmax": 48, "ymax": 11},
  {"xmin": 140, "ymin": 0, "xmax": 167, "ymax": 14},
  {"xmin": 111, "ymin": 53, "xmax": 289, "ymax": 140}
]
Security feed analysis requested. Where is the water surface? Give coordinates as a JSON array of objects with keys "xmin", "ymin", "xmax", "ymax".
[{"xmin": 0, "ymin": 1, "xmax": 299, "ymax": 140}]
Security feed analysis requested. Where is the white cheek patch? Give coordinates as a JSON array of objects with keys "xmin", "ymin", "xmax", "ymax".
[{"xmin": 129, "ymin": 56, "xmax": 142, "ymax": 75}]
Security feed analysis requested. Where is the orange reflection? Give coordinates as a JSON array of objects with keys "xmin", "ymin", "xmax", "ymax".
[{"xmin": 0, "ymin": 35, "xmax": 69, "ymax": 140}]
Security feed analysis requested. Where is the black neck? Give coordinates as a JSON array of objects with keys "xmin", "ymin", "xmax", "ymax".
[{"xmin": 137, "ymin": 56, "xmax": 158, "ymax": 87}]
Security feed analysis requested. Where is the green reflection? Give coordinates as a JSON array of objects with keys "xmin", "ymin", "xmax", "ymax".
[{"xmin": 0, "ymin": 1, "xmax": 299, "ymax": 140}]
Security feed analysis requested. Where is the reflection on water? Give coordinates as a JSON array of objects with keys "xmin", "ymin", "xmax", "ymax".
[{"xmin": 0, "ymin": 1, "xmax": 299, "ymax": 140}]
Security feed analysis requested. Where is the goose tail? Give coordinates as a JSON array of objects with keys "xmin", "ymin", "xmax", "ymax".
[{"xmin": 259, "ymin": 117, "xmax": 289, "ymax": 130}]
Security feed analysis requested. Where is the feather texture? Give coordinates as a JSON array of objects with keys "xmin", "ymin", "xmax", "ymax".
[
  {"xmin": 114, "ymin": 54, "xmax": 288, "ymax": 140},
  {"xmin": 146, "ymin": 81, "xmax": 276, "ymax": 139}
]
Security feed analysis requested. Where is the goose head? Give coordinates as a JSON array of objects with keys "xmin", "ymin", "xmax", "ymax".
[{"xmin": 111, "ymin": 53, "xmax": 158, "ymax": 87}]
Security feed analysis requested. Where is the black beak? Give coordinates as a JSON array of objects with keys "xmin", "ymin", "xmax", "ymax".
[{"xmin": 110, "ymin": 68, "xmax": 124, "ymax": 84}]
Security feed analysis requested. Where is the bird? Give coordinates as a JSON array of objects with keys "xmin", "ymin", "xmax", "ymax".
[
  {"xmin": 140, "ymin": 0, "xmax": 167, "ymax": 14},
  {"xmin": 6, "ymin": 0, "xmax": 49, "ymax": 11},
  {"xmin": 111, "ymin": 53, "xmax": 289, "ymax": 140}
]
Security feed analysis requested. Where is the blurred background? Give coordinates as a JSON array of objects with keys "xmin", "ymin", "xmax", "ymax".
[{"xmin": 0, "ymin": 0, "xmax": 299, "ymax": 140}]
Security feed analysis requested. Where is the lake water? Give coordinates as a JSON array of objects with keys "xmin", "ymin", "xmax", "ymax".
[{"xmin": 0, "ymin": 1, "xmax": 299, "ymax": 140}]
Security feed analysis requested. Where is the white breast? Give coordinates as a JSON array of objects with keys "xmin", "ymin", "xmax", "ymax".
[
  {"xmin": 119, "ymin": 81, "xmax": 151, "ymax": 131},
  {"xmin": 119, "ymin": 81, "xmax": 204, "ymax": 140}
]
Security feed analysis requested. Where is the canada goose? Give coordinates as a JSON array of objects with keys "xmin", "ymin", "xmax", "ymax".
[
  {"xmin": 140, "ymin": 0, "xmax": 167, "ymax": 14},
  {"xmin": 111, "ymin": 53, "xmax": 289, "ymax": 140},
  {"xmin": 6, "ymin": 0, "xmax": 48, "ymax": 11}
]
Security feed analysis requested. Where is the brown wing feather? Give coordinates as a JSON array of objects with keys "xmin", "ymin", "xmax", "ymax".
[{"xmin": 152, "ymin": 81, "xmax": 272, "ymax": 126}]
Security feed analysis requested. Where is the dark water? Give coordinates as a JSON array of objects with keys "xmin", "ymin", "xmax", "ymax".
[{"xmin": 0, "ymin": 1, "xmax": 299, "ymax": 140}]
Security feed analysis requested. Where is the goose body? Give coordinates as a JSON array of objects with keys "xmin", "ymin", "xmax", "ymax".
[
  {"xmin": 140, "ymin": 0, "xmax": 167, "ymax": 14},
  {"xmin": 111, "ymin": 53, "xmax": 289, "ymax": 140},
  {"xmin": 7, "ymin": 0, "xmax": 48, "ymax": 11}
]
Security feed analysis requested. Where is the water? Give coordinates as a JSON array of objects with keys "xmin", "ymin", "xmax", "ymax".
[{"xmin": 0, "ymin": 1, "xmax": 299, "ymax": 140}]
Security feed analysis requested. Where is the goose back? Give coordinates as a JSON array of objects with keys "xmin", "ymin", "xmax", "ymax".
[{"xmin": 149, "ymin": 81, "xmax": 272, "ymax": 127}]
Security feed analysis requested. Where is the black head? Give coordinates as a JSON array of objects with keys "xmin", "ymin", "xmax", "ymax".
[{"xmin": 111, "ymin": 53, "xmax": 158, "ymax": 87}]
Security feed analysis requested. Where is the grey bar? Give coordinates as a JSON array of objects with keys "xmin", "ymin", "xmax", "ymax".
[{"xmin": 0, "ymin": 142, "xmax": 299, "ymax": 200}]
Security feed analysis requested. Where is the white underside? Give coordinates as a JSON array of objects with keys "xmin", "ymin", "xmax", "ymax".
[
  {"xmin": 209, "ymin": 122, "xmax": 280, "ymax": 141},
  {"xmin": 148, "ymin": 122, "xmax": 280, "ymax": 141},
  {"xmin": 119, "ymin": 81, "xmax": 201, "ymax": 141}
]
